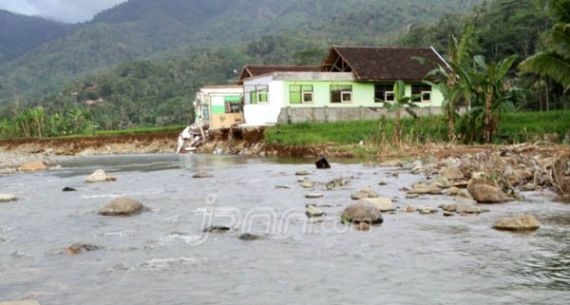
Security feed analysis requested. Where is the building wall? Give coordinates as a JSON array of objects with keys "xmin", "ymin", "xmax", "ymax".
[
  {"xmin": 242, "ymin": 73, "xmax": 445, "ymax": 126},
  {"xmin": 277, "ymin": 106, "xmax": 443, "ymax": 124},
  {"xmin": 282, "ymin": 81, "xmax": 444, "ymax": 109},
  {"xmin": 244, "ymin": 76, "xmax": 285, "ymax": 126}
]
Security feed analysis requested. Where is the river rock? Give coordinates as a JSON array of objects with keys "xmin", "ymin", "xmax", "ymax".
[
  {"xmin": 0, "ymin": 300, "xmax": 41, "ymax": 305},
  {"xmin": 439, "ymin": 203, "xmax": 488, "ymax": 214},
  {"xmin": 408, "ymin": 184, "xmax": 443, "ymax": 195},
  {"xmin": 441, "ymin": 167, "xmax": 464, "ymax": 180},
  {"xmin": 378, "ymin": 181, "xmax": 388, "ymax": 186},
  {"xmin": 379, "ymin": 159, "xmax": 403, "ymax": 167},
  {"xmin": 468, "ymin": 180, "xmax": 513, "ymax": 203},
  {"xmin": 443, "ymin": 211, "xmax": 455, "ymax": 217},
  {"xmin": 0, "ymin": 194, "xmax": 17, "ymax": 203},
  {"xmin": 203, "ymin": 226, "xmax": 231, "ymax": 233},
  {"xmin": 362, "ymin": 197, "xmax": 396, "ymax": 212},
  {"xmin": 275, "ymin": 185, "xmax": 291, "ymax": 189},
  {"xmin": 239, "ymin": 233, "xmax": 264, "ymax": 241},
  {"xmin": 65, "ymin": 243, "xmax": 103, "ymax": 255},
  {"xmin": 341, "ymin": 202, "xmax": 383, "ymax": 225},
  {"xmin": 493, "ymin": 215, "xmax": 541, "ymax": 232},
  {"xmin": 305, "ymin": 204, "xmax": 325, "ymax": 218},
  {"xmin": 305, "ymin": 193, "xmax": 324, "ymax": 199},
  {"xmin": 295, "ymin": 170, "xmax": 311, "ymax": 176},
  {"xmin": 315, "ymin": 157, "xmax": 331, "ymax": 169},
  {"xmin": 19, "ymin": 160, "xmax": 48, "ymax": 172},
  {"xmin": 62, "ymin": 187, "xmax": 77, "ymax": 192},
  {"xmin": 446, "ymin": 187, "xmax": 461, "ymax": 196},
  {"xmin": 99, "ymin": 197, "xmax": 144, "ymax": 216},
  {"xmin": 86, "ymin": 169, "xmax": 116, "ymax": 183},
  {"xmin": 351, "ymin": 188, "xmax": 379, "ymax": 200},
  {"xmin": 418, "ymin": 206, "xmax": 438, "ymax": 215},
  {"xmin": 326, "ymin": 177, "xmax": 350, "ymax": 190},
  {"xmin": 300, "ymin": 180, "xmax": 316, "ymax": 188},
  {"xmin": 193, "ymin": 172, "xmax": 213, "ymax": 179},
  {"xmin": 404, "ymin": 205, "xmax": 417, "ymax": 213}
]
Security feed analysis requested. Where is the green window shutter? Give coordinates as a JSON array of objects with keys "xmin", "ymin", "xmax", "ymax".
[{"xmin": 290, "ymin": 92, "xmax": 302, "ymax": 104}]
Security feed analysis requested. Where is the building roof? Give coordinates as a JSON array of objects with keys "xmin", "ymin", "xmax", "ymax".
[
  {"xmin": 202, "ymin": 84, "xmax": 243, "ymax": 89},
  {"xmin": 322, "ymin": 46, "xmax": 447, "ymax": 82},
  {"xmin": 238, "ymin": 65, "xmax": 321, "ymax": 84}
]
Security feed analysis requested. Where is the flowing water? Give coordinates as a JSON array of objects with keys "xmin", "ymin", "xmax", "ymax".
[{"xmin": 0, "ymin": 154, "xmax": 569, "ymax": 305}]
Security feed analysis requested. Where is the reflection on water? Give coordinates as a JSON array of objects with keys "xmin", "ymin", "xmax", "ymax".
[{"xmin": 1, "ymin": 154, "xmax": 569, "ymax": 305}]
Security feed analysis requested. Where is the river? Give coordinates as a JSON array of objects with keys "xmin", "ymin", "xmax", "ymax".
[{"xmin": 1, "ymin": 154, "xmax": 569, "ymax": 305}]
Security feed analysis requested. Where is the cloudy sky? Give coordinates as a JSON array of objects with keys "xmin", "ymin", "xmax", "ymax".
[{"xmin": 0, "ymin": 0, "xmax": 128, "ymax": 23}]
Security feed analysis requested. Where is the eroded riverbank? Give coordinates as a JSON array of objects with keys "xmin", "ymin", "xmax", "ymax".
[{"xmin": 0, "ymin": 154, "xmax": 569, "ymax": 305}]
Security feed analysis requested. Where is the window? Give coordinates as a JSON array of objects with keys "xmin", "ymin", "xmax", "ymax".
[
  {"xmin": 412, "ymin": 84, "xmax": 432, "ymax": 102},
  {"xmin": 290, "ymin": 85, "xmax": 314, "ymax": 104},
  {"xmin": 246, "ymin": 85, "xmax": 268, "ymax": 105},
  {"xmin": 227, "ymin": 103, "xmax": 241, "ymax": 113},
  {"xmin": 375, "ymin": 84, "xmax": 394, "ymax": 103},
  {"xmin": 224, "ymin": 96, "xmax": 242, "ymax": 113},
  {"xmin": 331, "ymin": 85, "xmax": 352, "ymax": 103}
]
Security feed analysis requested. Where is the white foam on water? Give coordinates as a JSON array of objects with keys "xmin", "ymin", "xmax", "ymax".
[
  {"xmin": 160, "ymin": 233, "xmax": 204, "ymax": 245},
  {"xmin": 138, "ymin": 257, "xmax": 198, "ymax": 271}
]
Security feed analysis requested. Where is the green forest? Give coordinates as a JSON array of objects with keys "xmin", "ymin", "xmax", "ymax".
[{"xmin": 0, "ymin": 0, "xmax": 568, "ymax": 141}]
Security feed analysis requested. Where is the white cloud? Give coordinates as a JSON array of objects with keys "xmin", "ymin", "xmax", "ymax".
[{"xmin": 0, "ymin": 0, "xmax": 128, "ymax": 23}]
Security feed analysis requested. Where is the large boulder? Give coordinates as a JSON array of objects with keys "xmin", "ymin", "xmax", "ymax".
[
  {"xmin": 493, "ymin": 215, "xmax": 540, "ymax": 232},
  {"xmin": 468, "ymin": 180, "xmax": 513, "ymax": 204},
  {"xmin": 19, "ymin": 161, "xmax": 48, "ymax": 172},
  {"xmin": 361, "ymin": 197, "xmax": 395, "ymax": 212},
  {"xmin": 341, "ymin": 202, "xmax": 383, "ymax": 225},
  {"xmin": 86, "ymin": 169, "xmax": 116, "ymax": 183},
  {"xmin": 99, "ymin": 197, "xmax": 144, "ymax": 216},
  {"xmin": 0, "ymin": 194, "xmax": 17, "ymax": 203}
]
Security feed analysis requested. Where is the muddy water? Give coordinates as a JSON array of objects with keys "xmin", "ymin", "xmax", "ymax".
[{"xmin": 0, "ymin": 154, "xmax": 569, "ymax": 305}]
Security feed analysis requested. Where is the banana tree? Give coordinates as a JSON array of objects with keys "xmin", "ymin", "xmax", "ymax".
[
  {"xmin": 382, "ymin": 80, "xmax": 420, "ymax": 145},
  {"xmin": 471, "ymin": 55, "xmax": 519, "ymax": 143},
  {"xmin": 426, "ymin": 25, "xmax": 476, "ymax": 142}
]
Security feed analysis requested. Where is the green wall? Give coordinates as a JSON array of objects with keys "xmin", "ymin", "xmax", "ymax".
[{"xmin": 282, "ymin": 81, "xmax": 443, "ymax": 108}]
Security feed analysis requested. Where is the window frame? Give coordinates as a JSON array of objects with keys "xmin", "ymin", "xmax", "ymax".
[
  {"xmin": 290, "ymin": 84, "xmax": 314, "ymax": 104},
  {"xmin": 330, "ymin": 85, "xmax": 353, "ymax": 104},
  {"xmin": 375, "ymin": 84, "xmax": 395, "ymax": 103}
]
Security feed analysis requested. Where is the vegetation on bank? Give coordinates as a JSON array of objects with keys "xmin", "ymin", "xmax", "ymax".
[{"xmin": 265, "ymin": 110, "xmax": 570, "ymax": 146}]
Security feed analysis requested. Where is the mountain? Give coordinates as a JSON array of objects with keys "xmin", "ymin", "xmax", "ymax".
[
  {"xmin": 0, "ymin": 0, "xmax": 483, "ymax": 104},
  {"xmin": 0, "ymin": 10, "xmax": 72, "ymax": 64}
]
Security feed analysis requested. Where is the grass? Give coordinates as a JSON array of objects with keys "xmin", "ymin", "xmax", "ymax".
[
  {"xmin": 265, "ymin": 110, "xmax": 570, "ymax": 146},
  {"xmin": 93, "ymin": 125, "xmax": 185, "ymax": 136}
]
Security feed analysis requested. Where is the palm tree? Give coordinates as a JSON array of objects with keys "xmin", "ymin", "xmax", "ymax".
[{"xmin": 520, "ymin": 0, "xmax": 570, "ymax": 89}]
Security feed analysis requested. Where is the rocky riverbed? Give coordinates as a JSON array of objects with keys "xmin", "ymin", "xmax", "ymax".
[{"xmin": 0, "ymin": 153, "xmax": 569, "ymax": 305}]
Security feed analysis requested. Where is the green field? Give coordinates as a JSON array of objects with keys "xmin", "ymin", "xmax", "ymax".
[{"xmin": 265, "ymin": 110, "xmax": 570, "ymax": 146}]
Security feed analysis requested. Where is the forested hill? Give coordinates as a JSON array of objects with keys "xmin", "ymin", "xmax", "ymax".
[
  {"xmin": 0, "ymin": 10, "xmax": 72, "ymax": 64},
  {"xmin": 0, "ymin": 0, "xmax": 483, "ymax": 103}
]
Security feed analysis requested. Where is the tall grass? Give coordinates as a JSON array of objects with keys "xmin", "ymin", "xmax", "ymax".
[{"xmin": 265, "ymin": 110, "xmax": 570, "ymax": 146}]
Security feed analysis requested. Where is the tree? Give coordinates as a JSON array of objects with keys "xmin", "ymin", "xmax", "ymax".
[
  {"xmin": 382, "ymin": 80, "xmax": 420, "ymax": 145},
  {"xmin": 471, "ymin": 55, "xmax": 519, "ymax": 142},
  {"xmin": 520, "ymin": 0, "xmax": 570, "ymax": 90},
  {"xmin": 427, "ymin": 25, "xmax": 476, "ymax": 142}
]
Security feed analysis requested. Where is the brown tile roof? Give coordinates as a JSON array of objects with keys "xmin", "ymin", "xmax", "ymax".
[
  {"xmin": 238, "ymin": 65, "xmax": 321, "ymax": 83},
  {"xmin": 322, "ymin": 46, "xmax": 447, "ymax": 82}
]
